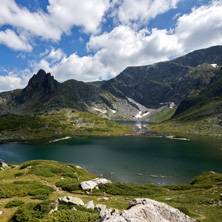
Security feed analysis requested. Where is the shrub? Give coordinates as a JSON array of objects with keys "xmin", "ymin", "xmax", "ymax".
[
  {"xmin": 0, "ymin": 181, "xmax": 54, "ymax": 198},
  {"xmin": 14, "ymin": 173, "xmax": 24, "ymax": 178},
  {"xmin": 40, "ymin": 209, "xmax": 99, "ymax": 222},
  {"xmin": 10, "ymin": 201, "xmax": 52, "ymax": 222},
  {"xmin": 95, "ymin": 183, "xmax": 164, "ymax": 196},
  {"xmin": 31, "ymin": 195, "xmax": 48, "ymax": 200},
  {"xmin": 56, "ymin": 180, "xmax": 80, "ymax": 192},
  {"xmin": 5, "ymin": 200, "xmax": 24, "ymax": 208}
]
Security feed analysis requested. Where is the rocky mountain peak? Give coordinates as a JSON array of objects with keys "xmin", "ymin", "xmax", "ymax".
[{"xmin": 15, "ymin": 69, "xmax": 61, "ymax": 104}]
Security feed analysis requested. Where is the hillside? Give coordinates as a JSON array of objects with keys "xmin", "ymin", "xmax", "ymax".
[
  {"xmin": 0, "ymin": 108, "xmax": 132, "ymax": 143},
  {"xmin": 0, "ymin": 70, "xmax": 139, "ymax": 120},
  {"xmin": 149, "ymin": 68, "xmax": 222, "ymax": 136},
  {"xmin": 100, "ymin": 45, "xmax": 222, "ymax": 110},
  {"xmin": 1, "ymin": 46, "xmax": 222, "ymax": 122},
  {"xmin": 0, "ymin": 160, "xmax": 222, "ymax": 221}
]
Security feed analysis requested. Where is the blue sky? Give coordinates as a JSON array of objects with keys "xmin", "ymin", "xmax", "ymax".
[{"xmin": 0, "ymin": 0, "xmax": 222, "ymax": 91}]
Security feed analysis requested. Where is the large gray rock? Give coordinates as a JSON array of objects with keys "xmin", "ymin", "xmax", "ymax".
[
  {"xmin": 95, "ymin": 204, "xmax": 107, "ymax": 215},
  {"xmin": 0, "ymin": 161, "xmax": 8, "ymax": 168},
  {"xmin": 80, "ymin": 178, "xmax": 111, "ymax": 190},
  {"xmin": 80, "ymin": 180, "xmax": 98, "ymax": 190},
  {"xmin": 97, "ymin": 198, "xmax": 196, "ymax": 222},
  {"xmin": 85, "ymin": 200, "xmax": 94, "ymax": 209},
  {"xmin": 58, "ymin": 196, "xmax": 84, "ymax": 206}
]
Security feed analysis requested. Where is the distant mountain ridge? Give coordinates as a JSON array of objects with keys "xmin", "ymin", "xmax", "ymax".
[
  {"xmin": 0, "ymin": 45, "xmax": 222, "ymax": 122},
  {"xmin": 100, "ymin": 45, "xmax": 222, "ymax": 109}
]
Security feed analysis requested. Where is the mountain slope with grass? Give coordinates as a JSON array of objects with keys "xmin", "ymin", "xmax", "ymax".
[
  {"xmin": 0, "ymin": 160, "xmax": 222, "ymax": 221},
  {"xmin": 0, "ymin": 70, "xmax": 139, "ymax": 120},
  {"xmin": 1, "ymin": 46, "xmax": 222, "ymax": 123},
  {"xmin": 100, "ymin": 45, "xmax": 222, "ymax": 110},
  {"xmin": 150, "ymin": 68, "xmax": 222, "ymax": 136},
  {"xmin": 0, "ymin": 108, "xmax": 132, "ymax": 143}
]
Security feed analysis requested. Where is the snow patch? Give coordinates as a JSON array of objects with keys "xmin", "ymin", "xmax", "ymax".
[
  {"xmin": 134, "ymin": 111, "xmax": 150, "ymax": 119},
  {"xmin": 169, "ymin": 102, "xmax": 176, "ymax": 109},
  {"xmin": 211, "ymin": 64, "xmax": 218, "ymax": 68},
  {"xmin": 127, "ymin": 97, "xmax": 149, "ymax": 112},
  {"xmin": 110, "ymin": 109, "xmax": 116, "ymax": 114},
  {"xmin": 93, "ymin": 108, "xmax": 107, "ymax": 114}
]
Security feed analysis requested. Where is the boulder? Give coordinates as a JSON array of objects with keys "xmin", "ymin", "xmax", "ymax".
[
  {"xmin": 49, "ymin": 202, "xmax": 58, "ymax": 214},
  {"xmin": 85, "ymin": 200, "xmax": 94, "ymax": 209},
  {"xmin": 58, "ymin": 196, "xmax": 84, "ymax": 206},
  {"xmin": 0, "ymin": 161, "xmax": 8, "ymax": 168},
  {"xmin": 80, "ymin": 178, "xmax": 111, "ymax": 190},
  {"xmin": 97, "ymin": 198, "xmax": 196, "ymax": 222},
  {"xmin": 95, "ymin": 204, "xmax": 107, "ymax": 215},
  {"xmin": 80, "ymin": 180, "xmax": 98, "ymax": 190}
]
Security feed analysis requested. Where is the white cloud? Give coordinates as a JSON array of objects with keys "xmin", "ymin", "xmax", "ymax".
[
  {"xmin": 112, "ymin": 0, "xmax": 181, "ymax": 26},
  {"xmin": 47, "ymin": 48, "xmax": 64, "ymax": 63},
  {"xmin": 176, "ymin": 0, "xmax": 222, "ymax": 51},
  {"xmin": 47, "ymin": 0, "xmax": 110, "ymax": 33},
  {"xmin": 0, "ymin": 29, "xmax": 32, "ymax": 51},
  {"xmin": 0, "ymin": 70, "xmax": 31, "ymax": 92},
  {"xmin": 0, "ymin": 0, "xmax": 62, "ymax": 40},
  {"xmin": 34, "ymin": 26, "xmax": 181, "ymax": 83},
  {"xmin": 0, "ymin": 0, "xmax": 110, "ymax": 50}
]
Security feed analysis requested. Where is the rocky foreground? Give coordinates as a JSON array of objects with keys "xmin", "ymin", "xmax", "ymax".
[{"xmin": 0, "ymin": 160, "xmax": 222, "ymax": 221}]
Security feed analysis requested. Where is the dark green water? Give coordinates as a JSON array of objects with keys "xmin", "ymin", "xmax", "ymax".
[{"xmin": 0, "ymin": 135, "xmax": 222, "ymax": 185}]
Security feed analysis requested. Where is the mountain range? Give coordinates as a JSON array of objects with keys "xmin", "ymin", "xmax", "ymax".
[{"xmin": 0, "ymin": 45, "xmax": 222, "ymax": 124}]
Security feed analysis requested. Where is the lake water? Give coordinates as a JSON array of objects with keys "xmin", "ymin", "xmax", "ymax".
[{"xmin": 1, "ymin": 131, "xmax": 222, "ymax": 185}]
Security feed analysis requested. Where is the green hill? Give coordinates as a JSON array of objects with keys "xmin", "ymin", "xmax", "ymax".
[{"xmin": 0, "ymin": 160, "xmax": 222, "ymax": 221}]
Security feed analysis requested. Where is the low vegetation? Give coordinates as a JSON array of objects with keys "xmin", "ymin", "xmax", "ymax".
[
  {"xmin": 0, "ymin": 108, "xmax": 132, "ymax": 143},
  {"xmin": 0, "ymin": 160, "xmax": 221, "ymax": 221}
]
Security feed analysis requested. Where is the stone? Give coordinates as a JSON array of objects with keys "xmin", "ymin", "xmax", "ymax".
[
  {"xmin": 0, "ymin": 211, "xmax": 2, "ymax": 215},
  {"xmin": 97, "ymin": 198, "xmax": 196, "ymax": 222},
  {"xmin": 95, "ymin": 204, "xmax": 107, "ymax": 215},
  {"xmin": 220, "ymin": 193, "xmax": 222, "ymax": 200},
  {"xmin": 58, "ymin": 196, "xmax": 84, "ymax": 206},
  {"xmin": 80, "ymin": 178, "xmax": 112, "ymax": 190},
  {"xmin": 85, "ymin": 200, "xmax": 94, "ymax": 209},
  {"xmin": 80, "ymin": 180, "xmax": 98, "ymax": 190},
  {"xmin": 0, "ymin": 161, "xmax": 8, "ymax": 168},
  {"xmin": 49, "ymin": 202, "xmax": 58, "ymax": 214}
]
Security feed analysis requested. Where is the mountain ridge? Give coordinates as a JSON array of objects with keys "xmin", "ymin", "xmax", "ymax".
[{"xmin": 0, "ymin": 45, "xmax": 222, "ymax": 122}]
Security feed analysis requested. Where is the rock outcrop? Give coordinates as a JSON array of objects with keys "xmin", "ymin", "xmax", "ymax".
[
  {"xmin": 85, "ymin": 200, "xmax": 95, "ymax": 209},
  {"xmin": 0, "ymin": 161, "xmax": 8, "ymax": 168},
  {"xmin": 80, "ymin": 178, "xmax": 111, "ymax": 190},
  {"xmin": 96, "ymin": 198, "xmax": 196, "ymax": 222},
  {"xmin": 58, "ymin": 196, "xmax": 84, "ymax": 206}
]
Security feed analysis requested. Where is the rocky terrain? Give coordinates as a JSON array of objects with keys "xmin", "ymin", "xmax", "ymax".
[
  {"xmin": 1, "ymin": 46, "xmax": 222, "ymax": 124},
  {"xmin": 150, "ymin": 67, "xmax": 222, "ymax": 137},
  {"xmin": 1, "ymin": 160, "xmax": 222, "ymax": 221}
]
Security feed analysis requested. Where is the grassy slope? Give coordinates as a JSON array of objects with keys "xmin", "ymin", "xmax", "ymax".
[
  {"xmin": 149, "ymin": 100, "xmax": 222, "ymax": 137},
  {"xmin": 0, "ymin": 108, "xmax": 132, "ymax": 143},
  {"xmin": 0, "ymin": 160, "xmax": 221, "ymax": 221},
  {"xmin": 150, "ymin": 68, "xmax": 222, "ymax": 137}
]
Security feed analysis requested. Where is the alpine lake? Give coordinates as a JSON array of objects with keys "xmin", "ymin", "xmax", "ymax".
[{"xmin": 0, "ymin": 121, "xmax": 222, "ymax": 186}]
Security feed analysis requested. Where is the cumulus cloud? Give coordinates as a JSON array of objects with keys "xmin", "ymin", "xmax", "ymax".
[
  {"xmin": 175, "ymin": 0, "xmax": 222, "ymax": 51},
  {"xmin": 0, "ymin": 0, "xmax": 61, "ymax": 40},
  {"xmin": 0, "ymin": 0, "xmax": 110, "ymax": 50},
  {"xmin": 112, "ymin": 0, "xmax": 181, "ymax": 26},
  {"xmin": 0, "ymin": 29, "xmax": 32, "ymax": 51},
  {"xmin": 47, "ymin": 0, "xmax": 110, "ymax": 33},
  {"xmin": 32, "ymin": 26, "xmax": 181, "ymax": 83},
  {"xmin": 0, "ymin": 70, "xmax": 31, "ymax": 92}
]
